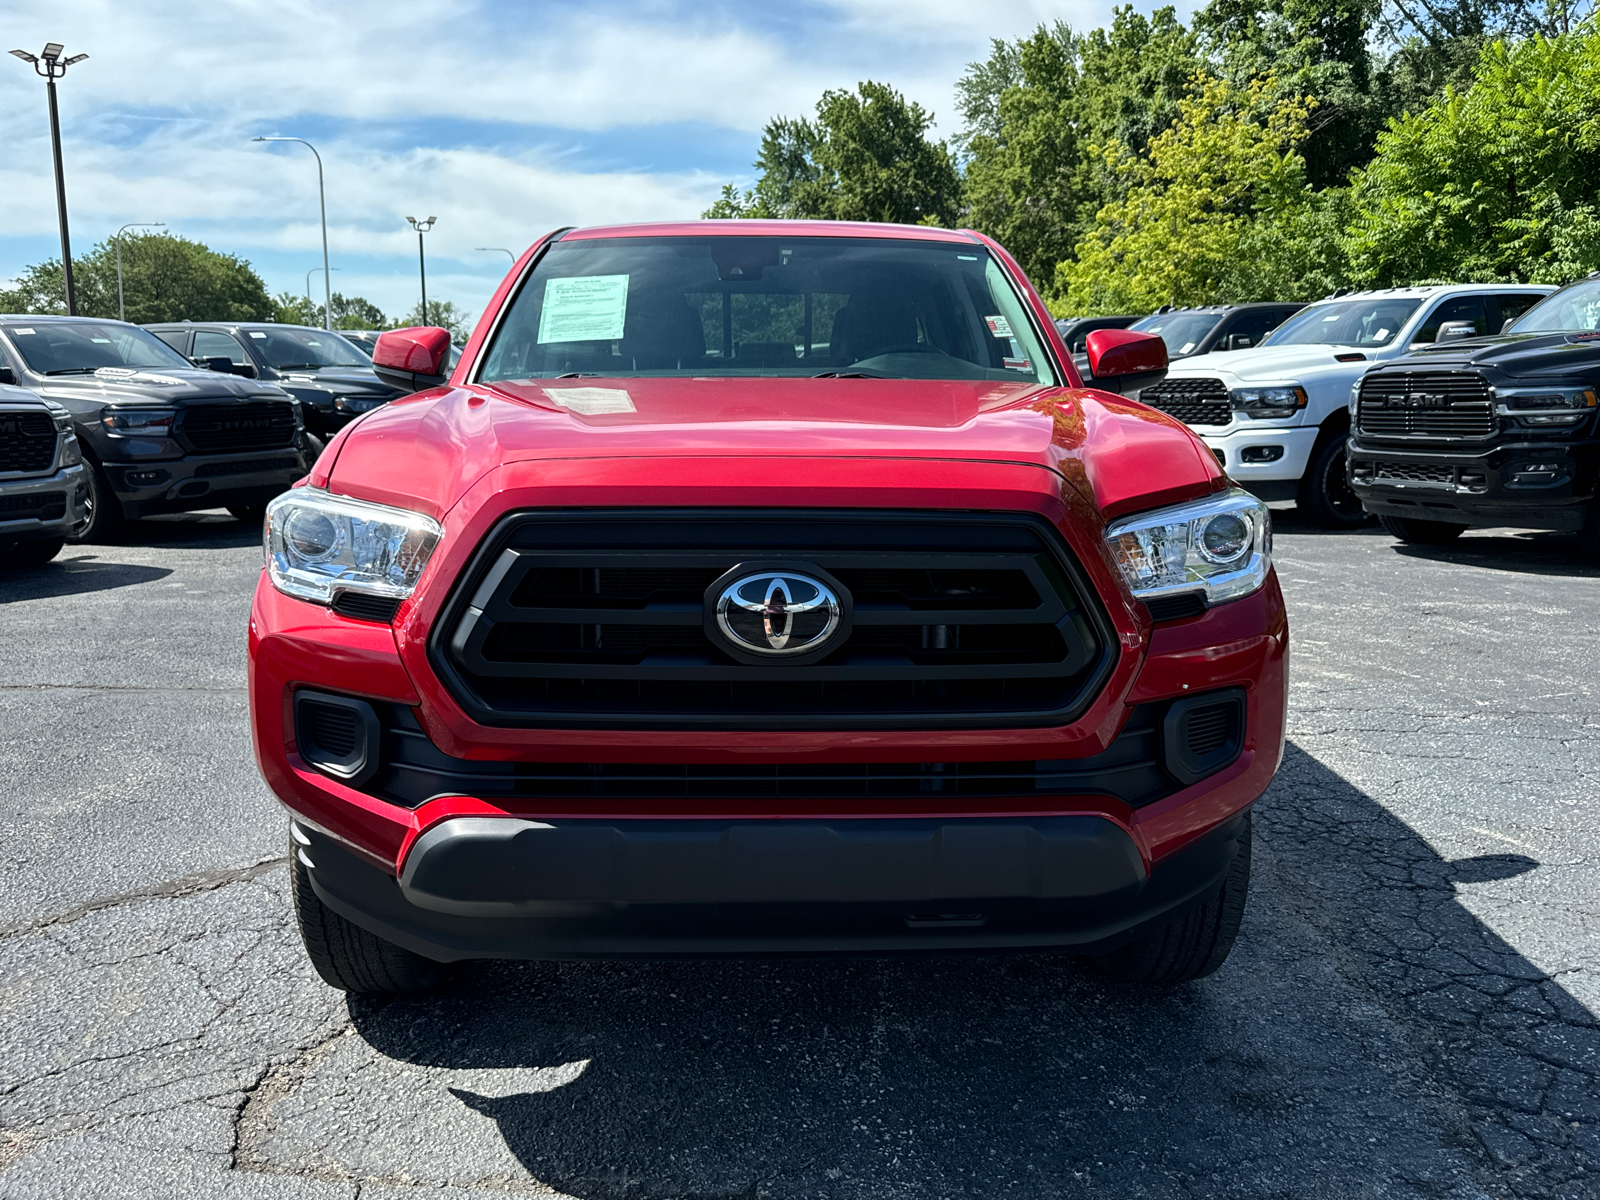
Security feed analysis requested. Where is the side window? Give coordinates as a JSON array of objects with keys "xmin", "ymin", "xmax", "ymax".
[
  {"xmin": 151, "ymin": 329, "xmax": 190, "ymax": 355},
  {"xmin": 1218, "ymin": 309, "xmax": 1282, "ymax": 351},
  {"xmin": 192, "ymin": 331, "xmax": 250, "ymax": 365},
  {"xmin": 1413, "ymin": 297, "xmax": 1487, "ymax": 344},
  {"xmin": 1493, "ymin": 293, "xmax": 1542, "ymax": 332}
]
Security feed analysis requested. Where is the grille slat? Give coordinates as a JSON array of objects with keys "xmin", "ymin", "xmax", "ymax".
[
  {"xmin": 1357, "ymin": 372, "xmax": 1494, "ymax": 440},
  {"xmin": 0, "ymin": 411, "xmax": 57, "ymax": 474},
  {"xmin": 1376, "ymin": 462, "xmax": 1454, "ymax": 484},
  {"xmin": 302, "ymin": 702, "xmax": 358, "ymax": 757},
  {"xmin": 433, "ymin": 511, "xmax": 1112, "ymax": 730},
  {"xmin": 178, "ymin": 402, "xmax": 298, "ymax": 454},
  {"xmin": 1136, "ymin": 377, "xmax": 1232, "ymax": 425}
]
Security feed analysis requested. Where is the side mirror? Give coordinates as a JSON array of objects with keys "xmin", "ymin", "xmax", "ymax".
[
  {"xmin": 1225, "ymin": 333, "xmax": 1253, "ymax": 351},
  {"xmin": 201, "ymin": 356, "xmax": 256, "ymax": 378},
  {"xmin": 1085, "ymin": 328, "xmax": 1168, "ymax": 395},
  {"xmin": 372, "ymin": 326, "xmax": 452, "ymax": 393},
  {"xmin": 1500, "ymin": 317, "xmax": 1517, "ymax": 334},
  {"xmin": 0, "ymin": 366, "xmax": 14, "ymax": 386},
  {"xmin": 1435, "ymin": 320, "xmax": 1479, "ymax": 343}
]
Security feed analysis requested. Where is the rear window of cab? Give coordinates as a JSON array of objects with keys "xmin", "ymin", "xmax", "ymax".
[{"xmin": 478, "ymin": 236, "xmax": 1057, "ymax": 386}]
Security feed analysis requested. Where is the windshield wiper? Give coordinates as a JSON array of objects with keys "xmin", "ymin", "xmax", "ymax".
[
  {"xmin": 812, "ymin": 369, "xmax": 887, "ymax": 379},
  {"xmin": 274, "ymin": 363, "xmax": 325, "ymax": 371},
  {"xmin": 44, "ymin": 367, "xmax": 103, "ymax": 375},
  {"xmin": 553, "ymin": 371, "xmax": 601, "ymax": 378}
]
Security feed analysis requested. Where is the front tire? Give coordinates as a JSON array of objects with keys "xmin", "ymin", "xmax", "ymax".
[
  {"xmin": 1379, "ymin": 514, "xmax": 1467, "ymax": 544},
  {"xmin": 290, "ymin": 839, "xmax": 442, "ymax": 994},
  {"xmin": 1297, "ymin": 432, "xmax": 1372, "ymax": 529},
  {"xmin": 1093, "ymin": 814, "xmax": 1251, "ymax": 985},
  {"xmin": 67, "ymin": 458, "xmax": 126, "ymax": 545}
]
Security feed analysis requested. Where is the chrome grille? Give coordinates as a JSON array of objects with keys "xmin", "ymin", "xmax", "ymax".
[{"xmin": 1357, "ymin": 372, "xmax": 1494, "ymax": 439}]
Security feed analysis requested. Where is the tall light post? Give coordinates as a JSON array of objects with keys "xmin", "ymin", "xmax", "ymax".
[
  {"xmin": 253, "ymin": 136, "xmax": 331, "ymax": 331},
  {"xmin": 305, "ymin": 266, "xmax": 339, "ymax": 323},
  {"xmin": 114, "ymin": 222, "xmax": 164, "ymax": 322},
  {"xmin": 476, "ymin": 247, "xmax": 515, "ymax": 263},
  {"xmin": 406, "ymin": 216, "xmax": 436, "ymax": 323},
  {"xmin": 10, "ymin": 43, "xmax": 89, "ymax": 315}
]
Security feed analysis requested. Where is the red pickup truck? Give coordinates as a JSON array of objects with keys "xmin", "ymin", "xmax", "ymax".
[{"xmin": 250, "ymin": 221, "xmax": 1286, "ymax": 993}]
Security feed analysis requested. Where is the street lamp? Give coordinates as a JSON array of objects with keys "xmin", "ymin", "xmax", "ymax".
[
  {"xmin": 114, "ymin": 222, "xmax": 164, "ymax": 322},
  {"xmin": 305, "ymin": 266, "xmax": 339, "ymax": 323},
  {"xmin": 253, "ymin": 136, "xmax": 332, "ymax": 331},
  {"xmin": 10, "ymin": 43, "xmax": 90, "ymax": 314},
  {"xmin": 476, "ymin": 247, "xmax": 515, "ymax": 263},
  {"xmin": 406, "ymin": 216, "xmax": 437, "ymax": 324}
]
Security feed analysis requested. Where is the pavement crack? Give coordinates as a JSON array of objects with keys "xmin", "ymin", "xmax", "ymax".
[{"xmin": 0, "ymin": 856, "xmax": 288, "ymax": 941}]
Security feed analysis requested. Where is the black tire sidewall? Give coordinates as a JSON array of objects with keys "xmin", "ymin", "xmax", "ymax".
[
  {"xmin": 1299, "ymin": 433, "xmax": 1371, "ymax": 529},
  {"xmin": 67, "ymin": 458, "xmax": 125, "ymax": 545}
]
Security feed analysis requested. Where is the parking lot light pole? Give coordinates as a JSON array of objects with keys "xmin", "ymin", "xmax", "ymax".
[
  {"xmin": 407, "ymin": 216, "xmax": 437, "ymax": 324},
  {"xmin": 253, "ymin": 136, "xmax": 332, "ymax": 331},
  {"xmin": 10, "ymin": 44, "xmax": 89, "ymax": 315},
  {"xmin": 476, "ymin": 247, "xmax": 515, "ymax": 263},
  {"xmin": 115, "ymin": 222, "xmax": 164, "ymax": 322},
  {"xmin": 305, "ymin": 266, "xmax": 338, "ymax": 323}
]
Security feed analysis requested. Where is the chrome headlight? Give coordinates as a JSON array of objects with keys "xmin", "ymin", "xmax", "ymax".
[
  {"xmin": 1229, "ymin": 386, "xmax": 1307, "ymax": 419},
  {"xmin": 1104, "ymin": 489, "xmax": 1272, "ymax": 606},
  {"xmin": 264, "ymin": 488, "xmax": 443, "ymax": 606}
]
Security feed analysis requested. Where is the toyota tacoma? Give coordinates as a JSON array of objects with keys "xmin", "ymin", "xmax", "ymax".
[{"xmin": 251, "ymin": 221, "xmax": 1288, "ymax": 993}]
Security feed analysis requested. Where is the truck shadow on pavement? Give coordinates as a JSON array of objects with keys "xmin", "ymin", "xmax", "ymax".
[
  {"xmin": 0, "ymin": 555, "xmax": 172, "ymax": 601},
  {"xmin": 343, "ymin": 743, "xmax": 1597, "ymax": 1199},
  {"xmin": 1391, "ymin": 531, "xmax": 1600, "ymax": 578}
]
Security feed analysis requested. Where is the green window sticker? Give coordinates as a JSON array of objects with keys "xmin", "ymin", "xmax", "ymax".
[{"xmin": 538, "ymin": 274, "xmax": 630, "ymax": 343}]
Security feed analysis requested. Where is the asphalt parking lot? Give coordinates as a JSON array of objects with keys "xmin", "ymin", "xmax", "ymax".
[{"xmin": 0, "ymin": 511, "xmax": 1596, "ymax": 1200}]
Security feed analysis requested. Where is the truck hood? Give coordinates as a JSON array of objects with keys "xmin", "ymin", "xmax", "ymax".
[
  {"xmin": 276, "ymin": 365, "xmax": 402, "ymax": 398},
  {"xmin": 1382, "ymin": 331, "xmax": 1600, "ymax": 380},
  {"xmin": 1165, "ymin": 344, "xmax": 1377, "ymax": 385},
  {"xmin": 30, "ymin": 366, "xmax": 290, "ymax": 408},
  {"xmin": 325, "ymin": 375, "xmax": 1223, "ymax": 521}
]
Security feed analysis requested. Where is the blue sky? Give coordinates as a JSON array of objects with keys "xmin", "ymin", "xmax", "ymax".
[{"xmin": 1, "ymin": 0, "xmax": 1168, "ymax": 327}]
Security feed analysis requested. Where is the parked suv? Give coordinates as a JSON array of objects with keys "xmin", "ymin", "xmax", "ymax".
[
  {"xmin": 1137, "ymin": 286, "xmax": 1551, "ymax": 526},
  {"xmin": 1130, "ymin": 303, "xmax": 1303, "ymax": 363},
  {"xmin": 0, "ymin": 383, "xmax": 87, "ymax": 566},
  {"xmin": 146, "ymin": 322, "xmax": 403, "ymax": 441},
  {"xmin": 0, "ymin": 316, "xmax": 316, "ymax": 541},
  {"xmin": 1349, "ymin": 274, "xmax": 1600, "ymax": 558},
  {"xmin": 253, "ymin": 221, "xmax": 1286, "ymax": 995}
]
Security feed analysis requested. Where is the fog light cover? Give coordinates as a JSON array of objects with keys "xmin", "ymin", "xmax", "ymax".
[
  {"xmin": 265, "ymin": 488, "xmax": 442, "ymax": 606},
  {"xmin": 1105, "ymin": 489, "xmax": 1272, "ymax": 605}
]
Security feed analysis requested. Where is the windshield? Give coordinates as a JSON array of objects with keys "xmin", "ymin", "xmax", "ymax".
[
  {"xmin": 248, "ymin": 328, "xmax": 372, "ymax": 370},
  {"xmin": 1510, "ymin": 280, "xmax": 1600, "ymax": 333},
  {"xmin": 1129, "ymin": 311, "xmax": 1223, "ymax": 357},
  {"xmin": 1264, "ymin": 298, "xmax": 1421, "ymax": 348},
  {"xmin": 479, "ymin": 236, "xmax": 1057, "ymax": 385},
  {"xmin": 2, "ymin": 322, "xmax": 192, "ymax": 375}
]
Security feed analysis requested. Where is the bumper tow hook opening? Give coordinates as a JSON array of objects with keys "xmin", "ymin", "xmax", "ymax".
[{"xmin": 905, "ymin": 912, "xmax": 987, "ymax": 928}]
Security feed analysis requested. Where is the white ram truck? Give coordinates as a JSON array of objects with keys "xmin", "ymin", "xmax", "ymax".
[{"xmin": 1133, "ymin": 284, "xmax": 1553, "ymax": 526}]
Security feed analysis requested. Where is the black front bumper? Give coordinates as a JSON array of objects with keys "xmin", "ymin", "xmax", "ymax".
[
  {"xmin": 107, "ymin": 446, "xmax": 312, "ymax": 517},
  {"xmin": 1348, "ymin": 437, "xmax": 1598, "ymax": 531},
  {"xmin": 296, "ymin": 811, "xmax": 1250, "ymax": 962}
]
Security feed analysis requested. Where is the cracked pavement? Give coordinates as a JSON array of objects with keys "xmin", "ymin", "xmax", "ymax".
[{"xmin": 0, "ymin": 510, "xmax": 1596, "ymax": 1198}]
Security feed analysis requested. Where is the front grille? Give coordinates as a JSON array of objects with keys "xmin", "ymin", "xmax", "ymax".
[
  {"xmin": 1357, "ymin": 372, "xmax": 1494, "ymax": 440},
  {"xmin": 1376, "ymin": 461, "xmax": 1453, "ymax": 485},
  {"xmin": 371, "ymin": 702, "xmax": 1175, "ymax": 808},
  {"xmin": 432, "ymin": 510, "xmax": 1114, "ymax": 730},
  {"xmin": 0, "ymin": 411, "xmax": 57, "ymax": 474},
  {"xmin": 195, "ymin": 456, "xmax": 300, "ymax": 478},
  {"xmin": 178, "ymin": 402, "xmax": 297, "ymax": 454},
  {"xmin": 0, "ymin": 492, "xmax": 66, "ymax": 519},
  {"xmin": 1136, "ymin": 377, "xmax": 1232, "ymax": 425}
]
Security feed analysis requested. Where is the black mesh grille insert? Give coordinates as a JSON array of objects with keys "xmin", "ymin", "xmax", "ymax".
[
  {"xmin": 371, "ymin": 702, "xmax": 1176, "ymax": 808},
  {"xmin": 1136, "ymin": 377, "xmax": 1232, "ymax": 426},
  {"xmin": 1376, "ymin": 461, "xmax": 1454, "ymax": 484},
  {"xmin": 1357, "ymin": 372, "xmax": 1494, "ymax": 440},
  {"xmin": 195, "ymin": 456, "xmax": 300, "ymax": 478},
  {"xmin": 178, "ymin": 402, "xmax": 298, "ymax": 453},
  {"xmin": 0, "ymin": 410, "xmax": 57, "ymax": 474},
  {"xmin": 0, "ymin": 492, "xmax": 66, "ymax": 519},
  {"xmin": 302, "ymin": 702, "xmax": 358, "ymax": 757},
  {"xmin": 1184, "ymin": 706, "xmax": 1232, "ymax": 756},
  {"xmin": 431, "ymin": 510, "xmax": 1114, "ymax": 730}
]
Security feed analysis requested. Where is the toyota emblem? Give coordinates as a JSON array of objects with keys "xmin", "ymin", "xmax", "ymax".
[{"xmin": 712, "ymin": 570, "xmax": 844, "ymax": 657}]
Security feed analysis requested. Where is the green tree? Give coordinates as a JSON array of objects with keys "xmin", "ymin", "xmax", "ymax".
[
  {"xmin": 0, "ymin": 232, "xmax": 275, "ymax": 322},
  {"xmin": 704, "ymin": 81, "xmax": 961, "ymax": 226},
  {"xmin": 397, "ymin": 299, "xmax": 472, "ymax": 341},
  {"xmin": 1345, "ymin": 28, "xmax": 1600, "ymax": 284},
  {"xmin": 1058, "ymin": 77, "xmax": 1322, "ymax": 311},
  {"xmin": 331, "ymin": 294, "xmax": 387, "ymax": 329}
]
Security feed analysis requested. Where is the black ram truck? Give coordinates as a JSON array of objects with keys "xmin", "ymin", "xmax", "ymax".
[{"xmin": 1348, "ymin": 274, "xmax": 1600, "ymax": 561}]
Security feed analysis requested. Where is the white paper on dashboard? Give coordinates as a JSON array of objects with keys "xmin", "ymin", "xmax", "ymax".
[
  {"xmin": 542, "ymin": 387, "xmax": 636, "ymax": 415},
  {"xmin": 537, "ymin": 275, "xmax": 630, "ymax": 343}
]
